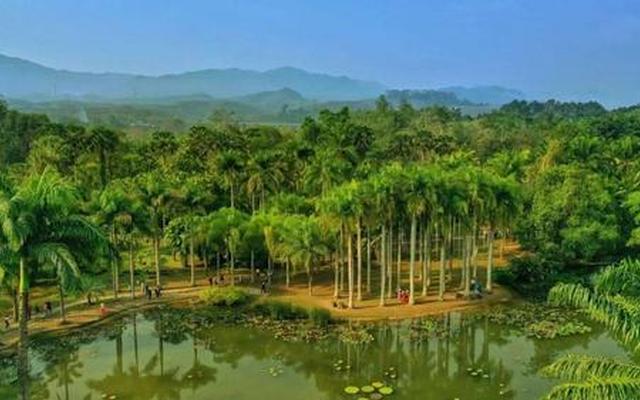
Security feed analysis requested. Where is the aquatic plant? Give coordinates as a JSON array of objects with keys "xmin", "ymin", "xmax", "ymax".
[{"xmin": 199, "ymin": 286, "xmax": 251, "ymax": 306}]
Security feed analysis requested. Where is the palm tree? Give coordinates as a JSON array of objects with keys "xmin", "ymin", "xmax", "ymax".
[
  {"xmin": 284, "ymin": 216, "xmax": 329, "ymax": 295},
  {"xmin": 544, "ymin": 258, "xmax": 640, "ymax": 399},
  {"xmin": 405, "ymin": 166, "xmax": 436, "ymax": 304},
  {"xmin": 136, "ymin": 172, "xmax": 173, "ymax": 287},
  {"xmin": 82, "ymin": 127, "xmax": 120, "ymax": 189},
  {"xmin": 0, "ymin": 168, "xmax": 107, "ymax": 400},
  {"xmin": 485, "ymin": 175, "xmax": 520, "ymax": 292},
  {"xmin": 318, "ymin": 181, "xmax": 362, "ymax": 308},
  {"xmin": 215, "ymin": 150, "xmax": 244, "ymax": 208}
]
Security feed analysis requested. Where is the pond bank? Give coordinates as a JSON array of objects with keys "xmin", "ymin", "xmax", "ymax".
[{"xmin": 0, "ymin": 273, "xmax": 515, "ymax": 352}]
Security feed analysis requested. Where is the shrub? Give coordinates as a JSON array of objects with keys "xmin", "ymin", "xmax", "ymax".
[
  {"xmin": 496, "ymin": 255, "xmax": 562, "ymax": 298},
  {"xmin": 308, "ymin": 307, "xmax": 332, "ymax": 327},
  {"xmin": 199, "ymin": 286, "xmax": 251, "ymax": 307},
  {"xmin": 255, "ymin": 300, "xmax": 307, "ymax": 320}
]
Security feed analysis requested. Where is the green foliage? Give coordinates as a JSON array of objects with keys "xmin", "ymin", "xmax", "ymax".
[
  {"xmin": 495, "ymin": 255, "xmax": 563, "ymax": 297},
  {"xmin": 254, "ymin": 300, "xmax": 308, "ymax": 320},
  {"xmin": 542, "ymin": 355, "xmax": 640, "ymax": 400},
  {"xmin": 544, "ymin": 258, "xmax": 640, "ymax": 398},
  {"xmin": 308, "ymin": 307, "xmax": 332, "ymax": 327},
  {"xmin": 199, "ymin": 286, "xmax": 251, "ymax": 307}
]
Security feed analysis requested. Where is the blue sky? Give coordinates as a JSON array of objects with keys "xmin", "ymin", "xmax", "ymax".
[{"xmin": 1, "ymin": 0, "xmax": 639, "ymax": 105}]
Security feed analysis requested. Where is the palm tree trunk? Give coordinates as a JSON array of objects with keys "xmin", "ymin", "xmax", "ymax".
[
  {"xmin": 472, "ymin": 217, "xmax": 478, "ymax": 279},
  {"xmin": 18, "ymin": 256, "xmax": 30, "ymax": 400},
  {"xmin": 129, "ymin": 240, "xmax": 135, "ymax": 299},
  {"xmin": 347, "ymin": 232, "xmax": 354, "ymax": 309},
  {"xmin": 356, "ymin": 219, "xmax": 362, "ymax": 301},
  {"xmin": 396, "ymin": 227, "xmax": 402, "ymax": 291},
  {"xmin": 286, "ymin": 258, "xmax": 291, "ymax": 288},
  {"xmin": 366, "ymin": 226, "xmax": 371, "ymax": 293},
  {"xmin": 230, "ymin": 183, "xmax": 235, "ymax": 208},
  {"xmin": 422, "ymin": 222, "xmax": 431, "ymax": 296},
  {"xmin": 463, "ymin": 235, "xmax": 471, "ymax": 298},
  {"xmin": 154, "ymin": 236, "xmax": 161, "ymax": 286},
  {"xmin": 307, "ymin": 259, "xmax": 313, "ymax": 296},
  {"xmin": 250, "ymin": 250, "xmax": 255, "ymax": 282},
  {"xmin": 387, "ymin": 223, "xmax": 393, "ymax": 298},
  {"xmin": 333, "ymin": 253, "xmax": 339, "ymax": 299},
  {"xmin": 230, "ymin": 250, "xmax": 235, "ymax": 286},
  {"xmin": 380, "ymin": 225, "xmax": 386, "ymax": 306},
  {"xmin": 447, "ymin": 217, "xmax": 454, "ymax": 281},
  {"xmin": 112, "ymin": 228, "xmax": 119, "ymax": 299},
  {"xmin": 409, "ymin": 215, "xmax": 417, "ymax": 305},
  {"xmin": 11, "ymin": 288, "xmax": 19, "ymax": 322},
  {"xmin": 339, "ymin": 227, "xmax": 344, "ymax": 292},
  {"xmin": 438, "ymin": 223, "xmax": 446, "ymax": 301},
  {"xmin": 486, "ymin": 228, "xmax": 495, "ymax": 293},
  {"xmin": 189, "ymin": 235, "xmax": 196, "ymax": 287},
  {"xmin": 58, "ymin": 284, "xmax": 67, "ymax": 323}
]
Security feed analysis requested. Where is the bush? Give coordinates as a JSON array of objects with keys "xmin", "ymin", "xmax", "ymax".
[
  {"xmin": 199, "ymin": 286, "xmax": 251, "ymax": 307},
  {"xmin": 496, "ymin": 254, "xmax": 593, "ymax": 299},
  {"xmin": 308, "ymin": 307, "xmax": 332, "ymax": 327},
  {"xmin": 255, "ymin": 300, "xmax": 307, "ymax": 320},
  {"xmin": 496, "ymin": 255, "xmax": 562, "ymax": 298}
]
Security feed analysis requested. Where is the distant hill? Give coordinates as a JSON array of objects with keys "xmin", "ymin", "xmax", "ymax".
[
  {"xmin": 385, "ymin": 89, "xmax": 475, "ymax": 107},
  {"xmin": 0, "ymin": 53, "xmax": 385, "ymax": 101},
  {"xmin": 440, "ymin": 85, "xmax": 526, "ymax": 105}
]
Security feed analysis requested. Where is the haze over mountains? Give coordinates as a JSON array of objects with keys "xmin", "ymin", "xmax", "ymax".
[{"xmin": 0, "ymin": 53, "xmax": 524, "ymax": 106}]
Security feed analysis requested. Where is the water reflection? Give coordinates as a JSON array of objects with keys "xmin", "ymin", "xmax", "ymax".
[{"xmin": 3, "ymin": 308, "xmax": 633, "ymax": 400}]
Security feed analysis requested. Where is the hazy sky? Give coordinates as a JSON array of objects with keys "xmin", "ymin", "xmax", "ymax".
[{"xmin": 1, "ymin": 0, "xmax": 639, "ymax": 105}]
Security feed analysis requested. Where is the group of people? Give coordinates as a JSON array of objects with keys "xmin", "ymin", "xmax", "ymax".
[
  {"xmin": 397, "ymin": 288, "xmax": 410, "ymax": 304},
  {"xmin": 141, "ymin": 282, "xmax": 163, "ymax": 300},
  {"xmin": 207, "ymin": 274, "xmax": 226, "ymax": 286}
]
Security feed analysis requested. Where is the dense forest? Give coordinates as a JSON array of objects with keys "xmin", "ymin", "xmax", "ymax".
[{"xmin": 2, "ymin": 96, "xmax": 640, "ymax": 399}]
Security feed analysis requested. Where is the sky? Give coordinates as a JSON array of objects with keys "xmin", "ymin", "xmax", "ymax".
[{"xmin": 1, "ymin": 0, "xmax": 639, "ymax": 106}]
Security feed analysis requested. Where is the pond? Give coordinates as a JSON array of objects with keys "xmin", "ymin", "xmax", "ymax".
[{"xmin": 1, "ymin": 305, "xmax": 636, "ymax": 400}]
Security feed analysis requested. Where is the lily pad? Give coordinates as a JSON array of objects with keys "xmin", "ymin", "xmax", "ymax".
[
  {"xmin": 345, "ymin": 386, "xmax": 360, "ymax": 395},
  {"xmin": 379, "ymin": 386, "xmax": 394, "ymax": 395},
  {"xmin": 372, "ymin": 381, "xmax": 384, "ymax": 389},
  {"xmin": 361, "ymin": 385, "xmax": 375, "ymax": 393}
]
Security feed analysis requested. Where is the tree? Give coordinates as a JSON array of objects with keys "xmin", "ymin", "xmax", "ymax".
[
  {"xmin": 82, "ymin": 127, "xmax": 120, "ymax": 189},
  {"xmin": 0, "ymin": 168, "xmax": 106, "ymax": 400},
  {"xmin": 136, "ymin": 172, "xmax": 174, "ymax": 286},
  {"xmin": 544, "ymin": 259, "xmax": 640, "ymax": 399},
  {"xmin": 283, "ymin": 216, "xmax": 329, "ymax": 295}
]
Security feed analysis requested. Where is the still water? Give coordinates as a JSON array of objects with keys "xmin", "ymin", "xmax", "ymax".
[{"xmin": 1, "ymin": 307, "xmax": 634, "ymax": 400}]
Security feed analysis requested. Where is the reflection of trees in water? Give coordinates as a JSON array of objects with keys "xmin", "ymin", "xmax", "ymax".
[
  {"xmin": 45, "ymin": 349, "xmax": 83, "ymax": 400},
  {"xmin": 525, "ymin": 322, "xmax": 611, "ymax": 374},
  {"xmin": 88, "ymin": 314, "xmax": 217, "ymax": 400},
  {"xmin": 23, "ymin": 307, "xmax": 613, "ymax": 399}
]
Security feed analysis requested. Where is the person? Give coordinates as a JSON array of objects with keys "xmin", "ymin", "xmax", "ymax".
[
  {"xmin": 145, "ymin": 285, "xmax": 152, "ymax": 300},
  {"xmin": 260, "ymin": 279, "xmax": 267, "ymax": 294},
  {"xmin": 154, "ymin": 285, "xmax": 162, "ymax": 298},
  {"xmin": 208, "ymin": 276, "xmax": 213, "ymax": 286},
  {"xmin": 471, "ymin": 279, "xmax": 483, "ymax": 299},
  {"xmin": 44, "ymin": 301, "xmax": 53, "ymax": 317},
  {"xmin": 4, "ymin": 316, "xmax": 10, "ymax": 330},
  {"xmin": 100, "ymin": 303, "xmax": 108, "ymax": 316}
]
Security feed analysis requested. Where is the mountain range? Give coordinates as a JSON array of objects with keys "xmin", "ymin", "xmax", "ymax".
[
  {"xmin": 0, "ymin": 53, "xmax": 386, "ymax": 102},
  {"xmin": 0, "ymin": 53, "xmax": 526, "ymax": 106}
]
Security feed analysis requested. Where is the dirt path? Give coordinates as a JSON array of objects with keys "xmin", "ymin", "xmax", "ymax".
[
  {"xmin": 270, "ymin": 276, "xmax": 514, "ymax": 321},
  {"xmin": 0, "ymin": 243, "xmax": 519, "ymax": 349}
]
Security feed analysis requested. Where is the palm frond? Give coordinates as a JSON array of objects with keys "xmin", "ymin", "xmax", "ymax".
[
  {"xmin": 549, "ymin": 283, "xmax": 640, "ymax": 350},
  {"xmin": 544, "ymin": 377, "xmax": 640, "ymax": 400},
  {"xmin": 594, "ymin": 258, "xmax": 640, "ymax": 296},
  {"xmin": 541, "ymin": 354, "xmax": 640, "ymax": 381}
]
